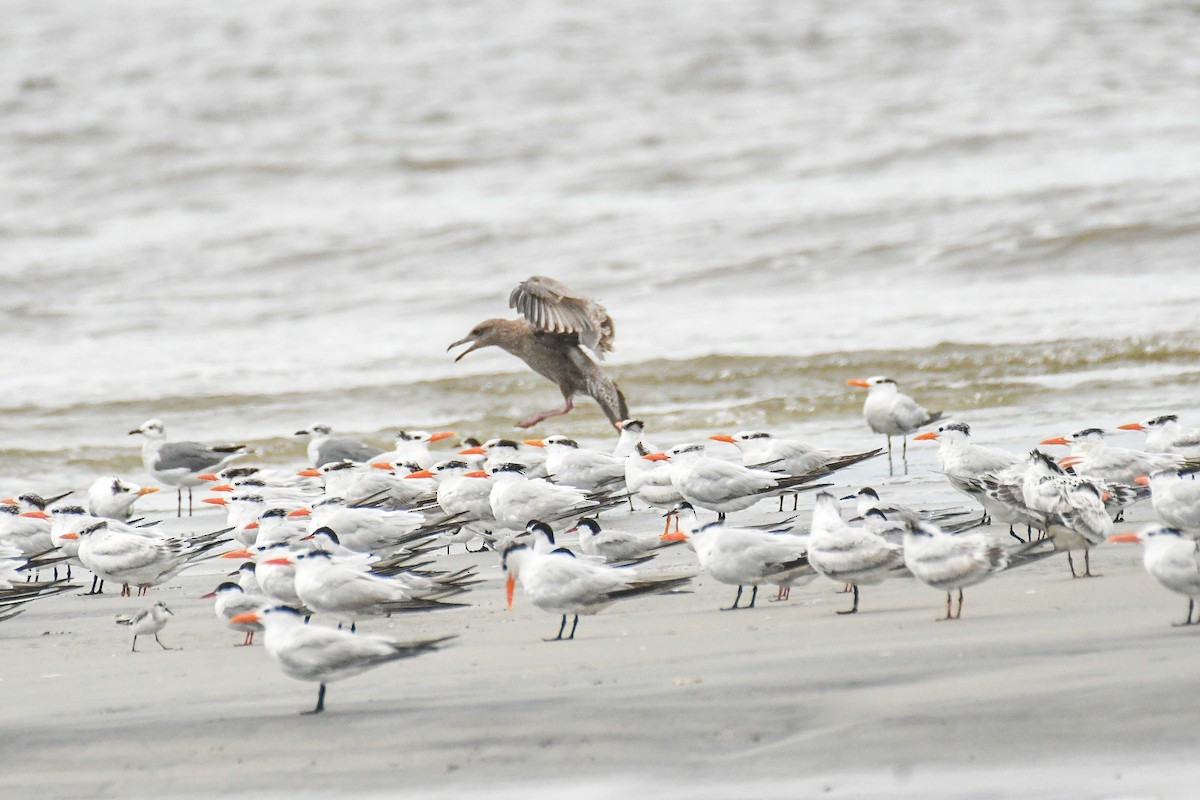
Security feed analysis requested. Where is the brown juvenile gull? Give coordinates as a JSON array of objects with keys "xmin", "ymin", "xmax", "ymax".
[{"xmin": 448, "ymin": 276, "xmax": 629, "ymax": 428}]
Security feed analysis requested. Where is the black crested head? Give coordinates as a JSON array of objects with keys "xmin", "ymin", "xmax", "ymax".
[
  {"xmin": 494, "ymin": 439, "xmax": 521, "ymax": 450},
  {"xmin": 225, "ymin": 467, "xmax": 258, "ymax": 479},
  {"xmin": 56, "ymin": 506, "xmax": 86, "ymax": 515},
  {"xmin": 635, "ymin": 442, "xmax": 650, "ymax": 456},
  {"xmin": 261, "ymin": 508, "xmax": 288, "ymax": 518},
  {"xmin": 80, "ymin": 521, "xmax": 109, "ymax": 535},
  {"xmin": 551, "ymin": 547, "xmax": 576, "ymax": 558},
  {"xmin": 111, "ymin": 478, "xmax": 128, "ymax": 494},
  {"xmin": 237, "ymin": 561, "xmax": 256, "ymax": 572},
  {"xmin": 864, "ymin": 508, "xmax": 888, "ymax": 520},
  {"xmin": 300, "ymin": 549, "xmax": 333, "ymax": 561},
  {"xmin": 0, "ymin": 505, "xmax": 15, "ymax": 516},
  {"xmin": 1029, "ymin": 450, "xmax": 1064, "ymax": 473},
  {"xmin": 574, "ymin": 518, "xmax": 601, "ymax": 534},
  {"xmin": 1072, "ymin": 428, "xmax": 1106, "ymax": 439},
  {"xmin": 741, "ymin": 431, "xmax": 770, "ymax": 440},
  {"xmin": 325, "ymin": 460, "xmax": 356, "ymax": 472},
  {"xmin": 462, "ymin": 437, "xmax": 482, "ymax": 448},
  {"xmin": 554, "ymin": 438, "xmax": 580, "ymax": 448},
  {"xmin": 526, "ymin": 520, "xmax": 555, "ymax": 543},
  {"xmin": 673, "ymin": 443, "xmax": 706, "ymax": 456},
  {"xmin": 857, "ymin": 487, "xmax": 880, "ymax": 500},
  {"xmin": 19, "ymin": 493, "xmax": 47, "ymax": 509},
  {"xmin": 213, "ymin": 581, "xmax": 242, "ymax": 593},
  {"xmin": 239, "ymin": 479, "xmax": 266, "ymax": 488},
  {"xmin": 493, "ymin": 462, "xmax": 528, "ymax": 474},
  {"xmin": 943, "ymin": 422, "xmax": 971, "ymax": 436},
  {"xmin": 500, "ymin": 541, "xmax": 529, "ymax": 570},
  {"xmin": 311, "ymin": 527, "xmax": 340, "ymax": 545},
  {"xmin": 235, "ymin": 494, "xmax": 265, "ymax": 504},
  {"xmin": 622, "ymin": 419, "xmax": 644, "ymax": 432},
  {"xmin": 438, "ymin": 459, "xmax": 470, "ymax": 471},
  {"xmin": 1148, "ymin": 415, "xmax": 1178, "ymax": 427}
]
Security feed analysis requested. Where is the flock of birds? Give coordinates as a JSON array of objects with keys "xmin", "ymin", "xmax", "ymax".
[{"xmin": 5, "ymin": 277, "xmax": 1200, "ymax": 715}]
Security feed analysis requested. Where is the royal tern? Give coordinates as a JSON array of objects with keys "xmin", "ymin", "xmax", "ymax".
[
  {"xmin": 87, "ymin": 477, "xmax": 159, "ymax": 522},
  {"xmin": 646, "ymin": 442, "xmax": 827, "ymax": 521},
  {"xmin": 449, "ymin": 276, "xmax": 629, "ymax": 428},
  {"xmin": 223, "ymin": 542, "xmax": 305, "ymax": 606},
  {"xmin": 229, "ymin": 605, "xmax": 455, "ymax": 714},
  {"xmin": 1136, "ymin": 471, "xmax": 1200, "ymax": 532},
  {"xmin": 294, "ymin": 424, "xmax": 385, "ymax": 468},
  {"xmin": 847, "ymin": 376, "xmax": 943, "ymax": 466},
  {"xmin": 65, "ymin": 521, "xmax": 226, "ymax": 596},
  {"xmin": 371, "ymin": 430, "xmax": 457, "ymax": 471},
  {"xmin": 129, "ymin": 419, "xmax": 246, "ymax": 516},
  {"xmin": 1040, "ymin": 428, "xmax": 1191, "ymax": 489},
  {"xmin": 613, "ymin": 419, "xmax": 657, "ymax": 458},
  {"xmin": 201, "ymin": 581, "xmax": 267, "ymax": 645},
  {"xmin": 1110, "ymin": 525, "xmax": 1200, "ymax": 625},
  {"xmin": 0, "ymin": 496, "xmax": 53, "ymax": 557},
  {"xmin": 807, "ymin": 492, "xmax": 906, "ymax": 614},
  {"xmin": 115, "ymin": 601, "xmax": 173, "ymax": 652},
  {"xmin": 461, "ymin": 438, "xmax": 548, "ymax": 479},
  {"xmin": 1119, "ymin": 415, "xmax": 1200, "ymax": 457},
  {"xmin": 501, "ymin": 522, "xmax": 691, "ymax": 639},
  {"xmin": 1017, "ymin": 451, "xmax": 1112, "ymax": 577},
  {"xmin": 282, "ymin": 549, "xmax": 469, "ymax": 627},
  {"xmin": 486, "ymin": 462, "xmax": 602, "ymax": 531},
  {"xmin": 662, "ymin": 503, "xmax": 811, "ymax": 609},
  {"xmin": 526, "ymin": 435, "xmax": 626, "ymax": 491},
  {"xmin": 913, "ymin": 422, "xmax": 1022, "ymax": 525}
]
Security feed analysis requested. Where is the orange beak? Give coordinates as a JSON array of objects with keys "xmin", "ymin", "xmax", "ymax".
[
  {"xmin": 210, "ymin": 484, "xmax": 234, "ymax": 492},
  {"xmin": 196, "ymin": 473, "xmax": 219, "ymax": 482},
  {"xmin": 200, "ymin": 591, "xmax": 216, "ymax": 599},
  {"xmin": 58, "ymin": 532, "xmax": 78, "ymax": 540},
  {"xmin": 642, "ymin": 452, "xmax": 670, "ymax": 461},
  {"xmin": 429, "ymin": 431, "xmax": 456, "ymax": 443},
  {"xmin": 1039, "ymin": 437, "xmax": 1070, "ymax": 446},
  {"xmin": 297, "ymin": 468, "xmax": 322, "ymax": 477},
  {"xmin": 660, "ymin": 531, "xmax": 688, "ymax": 542},
  {"xmin": 1117, "ymin": 422, "xmax": 1144, "ymax": 431},
  {"xmin": 464, "ymin": 470, "xmax": 488, "ymax": 478},
  {"xmin": 913, "ymin": 431, "xmax": 938, "ymax": 441},
  {"xmin": 202, "ymin": 497, "xmax": 227, "ymax": 506},
  {"xmin": 847, "ymin": 379, "xmax": 870, "ymax": 388},
  {"xmin": 521, "ymin": 439, "xmax": 544, "ymax": 448},
  {"xmin": 263, "ymin": 557, "xmax": 291, "ymax": 566},
  {"xmin": 1107, "ymin": 533, "xmax": 1140, "ymax": 544},
  {"xmin": 229, "ymin": 611, "xmax": 260, "ymax": 625},
  {"xmin": 707, "ymin": 434, "xmax": 736, "ymax": 444},
  {"xmin": 286, "ymin": 508, "xmax": 310, "ymax": 517},
  {"xmin": 505, "ymin": 574, "xmax": 515, "ymax": 609},
  {"xmin": 459, "ymin": 446, "xmax": 486, "ymax": 455},
  {"xmin": 20, "ymin": 511, "xmax": 49, "ymax": 519},
  {"xmin": 220, "ymin": 548, "xmax": 253, "ymax": 559},
  {"xmin": 405, "ymin": 469, "xmax": 434, "ymax": 479},
  {"xmin": 1059, "ymin": 456, "xmax": 1082, "ymax": 468},
  {"xmin": 137, "ymin": 486, "xmax": 160, "ymax": 496},
  {"xmin": 1134, "ymin": 475, "xmax": 1150, "ymax": 486},
  {"xmin": 244, "ymin": 521, "xmax": 259, "ymax": 530},
  {"xmin": 369, "ymin": 461, "xmax": 394, "ymax": 471}
]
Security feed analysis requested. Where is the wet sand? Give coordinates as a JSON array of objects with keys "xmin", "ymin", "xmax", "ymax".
[{"xmin": 4, "ymin": 478, "xmax": 1198, "ymax": 800}]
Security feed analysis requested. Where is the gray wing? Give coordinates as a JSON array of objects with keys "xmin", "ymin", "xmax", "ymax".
[
  {"xmin": 317, "ymin": 439, "xmax": 386, "ymax": 466},
  {"xmin": 155, "ymin": 441, "xmax": 243, "ymax": 472},
  {"xmin": 570, "ymin": 350, "xmax": 629, "ymax": 425},
  {"xmin": 509, "ymin": 276, "xmax": 615, "ymax": 358}
]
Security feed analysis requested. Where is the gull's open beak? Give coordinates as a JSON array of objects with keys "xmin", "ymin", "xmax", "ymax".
[{"xmin": 448, "ymin": 334, "xmax": 482, "ymax": 363}]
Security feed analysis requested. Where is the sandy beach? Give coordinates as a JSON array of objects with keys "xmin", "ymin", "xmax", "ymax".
[{"xmin": 5, "ymin": 468, "xmax": 1198, "ymax": 800}]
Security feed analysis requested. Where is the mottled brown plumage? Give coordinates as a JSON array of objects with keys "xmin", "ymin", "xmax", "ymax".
[{"xmin": 449, "ymin": 277, "xmax": 629, "ymax": 428}]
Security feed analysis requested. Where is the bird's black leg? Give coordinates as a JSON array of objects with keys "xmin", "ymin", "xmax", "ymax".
[
  {"xmin": 793, "ymin": 493, "xmax": 799, "ymax": 512},
  {"xmin": 567, "ymin": 615, "xmax": 579, "ymax": 639},
  {"xmin": 131, "ymin": 635, "xmax": 139, "ymax": 653},
  {"xmin": 717, "ymin": 512, "xmax": 726, "ymax": 523},
  {"xmin": 938, "ymin": 591, "xmax": 952, "ymax": 621},
  {"xmin": 350, "ymin": 622, "xmax": 356, "ymax": 633},
  {"xmin": 1067, "ymin": 551, "xmax": 1079, "ymax": 578},
  {"xmin": 545, "ymin": 615, "xmax": 568, "ymax": 641},
  {"xmin": 303, "ymin": 683, "xmax": 327, "ymax": 715},
  {"xmin": 722, "ymin": 585, "xmax": 744, "ymax": 611},
  {"xmin": 747, "ymin": 585, "xmax": 758, "ymax": 609},
  {"xmin": 778, "ymin": 495, "xmax": 784, "ymax": 512},
  {"xmin": 955, "ymin": 588, "xmax": 964, "ymax": 619},
  {"xmin": 188, "ymin": 487, "xmax": 194, "ymax": 517},
  {"xmin": 155, "ymin": 634, "xmax": 172, "ymax": 650},
  {"xmin": 837, "ymin": 585, "xmax": 859, "ymax": 615},
  {"xmin": 66, "ymin": 564, "xmax": 72, "ymax": 579},
  {"xmin": 1008, "ymin": 526, "xmax": 1024, "ymax": 544},
  {"xmin": 177, "ymin": 489, "xmax": 182, "ymax": 518},
  {"xmin": 1082, "ymin": 549, "xmax": 1100, "ymax": 578},
  {"xmin": 1174, "ymin": 598, "xmax": 1196, "ymax": 627}
]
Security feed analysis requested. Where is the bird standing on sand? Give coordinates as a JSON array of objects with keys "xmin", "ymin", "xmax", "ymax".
[
  {"xmin": 1110, "ymin": 525, "xmax": 1200, "ymax": 626},
  {"xmin": 116, "ymin": 600, "xmax": 174, "ymax": 652},
  {"xmin": 847, "ymin": 376, "xmax": 943, "ymax": 469},
  {"xmin": 130, "ymin": 419, "xmax": 246, "ymax": 516},
  {"xmin": 229, "ymin": 605, "xmax": 455, "ymax": 714},
  {"xmin": 448, "ymin": 276, "xmax": 630, "ymax": 428}
]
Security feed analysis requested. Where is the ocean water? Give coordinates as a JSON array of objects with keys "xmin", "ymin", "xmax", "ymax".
[{"xmin": 2, "ymin": 0, "xmax": 1199, "ymax": 497}]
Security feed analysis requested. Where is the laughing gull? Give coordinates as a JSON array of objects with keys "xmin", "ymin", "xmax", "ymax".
[
  {"xmin": 294, "ymin": 424, "xmax": 385, "ymax": 468},
  {"xmin": 129, "ymin": 419, "xmax": 246, "ymax": 516}
]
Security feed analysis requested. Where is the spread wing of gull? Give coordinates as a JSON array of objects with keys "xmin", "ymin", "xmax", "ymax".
[{"xmin": 509, "ymin": 276, "xmax": 615, "ymax": 359}]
